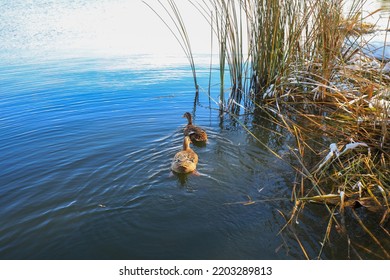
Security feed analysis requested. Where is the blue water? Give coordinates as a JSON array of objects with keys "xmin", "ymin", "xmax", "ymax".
[
  {"xmin": 1, "ymin": 0, "xmax": 389, "ymax": 260},
  {"xmin": 0, "ymin": 52, "xmax": 299, "ymax": 259}
]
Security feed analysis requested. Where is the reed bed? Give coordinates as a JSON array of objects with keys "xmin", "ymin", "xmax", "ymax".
[{"xmin": 146, "ymin": 0, "xmax": 390, "ymax": 259}]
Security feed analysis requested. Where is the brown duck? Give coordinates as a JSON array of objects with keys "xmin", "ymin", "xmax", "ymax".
[
  {"xmin": 171, "ymin": 136, "xmax": 198, "ymax": 174},
  {"xmin": 182, "ymin": 112, "xmax": 208, "ymax": 143}
]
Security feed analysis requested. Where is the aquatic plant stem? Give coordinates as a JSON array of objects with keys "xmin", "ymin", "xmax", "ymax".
[{"xmin": 143, "ymin": 0, "xmax": 199, "ymax": 92}]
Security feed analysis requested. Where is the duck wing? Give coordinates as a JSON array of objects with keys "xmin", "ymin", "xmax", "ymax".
[
  {"xmin": 174, "ymin": 150, "xmax": 198, "ymax": 165},
  {"xmin": 184, "ymin": 125, "xmax": 208, "ymax": 142}
]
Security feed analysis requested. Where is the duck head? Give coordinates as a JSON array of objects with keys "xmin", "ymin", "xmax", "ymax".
[{"xmin": 182, "ymin": 112, "xmax": 193, "ymax": 125}]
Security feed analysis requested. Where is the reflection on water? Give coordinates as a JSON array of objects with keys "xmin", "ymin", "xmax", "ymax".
[{"xmin": 0, "ymin": 0, "xmax": 389, "ymax": 260}]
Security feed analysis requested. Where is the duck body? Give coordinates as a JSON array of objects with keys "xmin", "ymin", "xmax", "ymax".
[
  {"xmin": 183, "ymin": 112, "xmax": 208, "ymax": 143},
  {"xmin": 171, "ymin": 136, "xmax": 198, "ymax": 174}
]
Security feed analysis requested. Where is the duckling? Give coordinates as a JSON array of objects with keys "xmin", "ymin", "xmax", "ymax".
[
  {"xmin": 171, "ymin": 136, "xmax": 198, "ymax": 174},
  {"xmin": 183, "ymin": 112, "xmax": 208, "ymax": 143}
]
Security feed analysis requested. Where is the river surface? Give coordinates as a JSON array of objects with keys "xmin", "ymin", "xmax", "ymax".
[{"xmin": 0, "ymin": 0, "xmax": 389, "ymax": 260}]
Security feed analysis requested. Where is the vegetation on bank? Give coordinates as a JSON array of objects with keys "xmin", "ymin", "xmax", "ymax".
[{"xmin": 146, "ymin": 0, "xmax": 389, "ymax": 259}]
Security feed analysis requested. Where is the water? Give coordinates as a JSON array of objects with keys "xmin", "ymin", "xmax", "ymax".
[
  {"xmin": 0, "ymin": 0, "xmax": 389, "ymax": 260},
  {"xmin": 0, "ymin": 55, "xmax": 295, "ymax": 259}
]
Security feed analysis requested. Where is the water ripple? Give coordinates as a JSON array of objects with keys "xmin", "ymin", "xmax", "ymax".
[{"xmin": 0, "ymin": 53, "xmax": 295, "ymax": 259}]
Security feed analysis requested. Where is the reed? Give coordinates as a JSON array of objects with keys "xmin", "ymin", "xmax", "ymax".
[
  {"xmin": 143, "ymin": 0, "xmax": 199, "ymax": 93},
  {"xmin": 147, "ymin": 0, "xmax": 389, "ymax": 259}
]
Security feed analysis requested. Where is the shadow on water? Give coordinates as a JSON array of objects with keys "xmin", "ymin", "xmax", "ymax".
[{"xmin": 171, "ymin": 172, "xmax": 197, "ymax": 188}]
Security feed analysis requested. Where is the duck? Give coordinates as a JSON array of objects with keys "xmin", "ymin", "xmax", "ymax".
[
  {"xmin": 182, "ymin": 112, "xmax": 208, "ymax": 143},
  {"xmin": 171, "ymin": 136, "xmax": 198, "ymax": 174}
]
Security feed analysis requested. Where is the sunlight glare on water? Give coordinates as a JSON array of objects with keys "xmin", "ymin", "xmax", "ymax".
[{"xmin": 0, "ymin": 0, "xmax": 211, "ymax": 59}]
